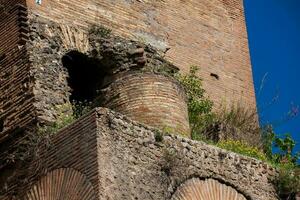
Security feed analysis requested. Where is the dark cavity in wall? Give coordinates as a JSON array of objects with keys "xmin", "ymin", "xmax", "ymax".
[
  {"xmin": 62, "ymin": 51, "xmax": 108, "ymax": 103},
  {"xmin": 210, "ymin": 73, "xmax": 219, "ymax": 80},
  {"xmin": 0, "ymin": 117, "xmax": 4, "ymax": 132}
]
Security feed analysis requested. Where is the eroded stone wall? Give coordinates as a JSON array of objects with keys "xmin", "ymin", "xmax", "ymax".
[
  {"xmin": 0, "ymin": 108, "xmax": 278, "ymax": 200},
  {"xmin": 26, "ymin": 17, "xmax": 189, "ymax": 136},
  {"xmin": 26, "ymin": 0, "xmax": 256, "ymax": 108},
  {"xmin": 96, "ymin": 108, "xmax": 277, "ymax": 200}
]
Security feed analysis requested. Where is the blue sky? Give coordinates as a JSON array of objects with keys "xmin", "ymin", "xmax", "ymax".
[{"xmin": 244, "ymin": 0, "xmax": 300, "ymax": 155}]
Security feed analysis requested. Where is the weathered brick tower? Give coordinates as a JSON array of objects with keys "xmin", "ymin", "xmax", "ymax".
[{"xmin": 0, "ymin": 0, "xmax": 278, "ymax": 200}]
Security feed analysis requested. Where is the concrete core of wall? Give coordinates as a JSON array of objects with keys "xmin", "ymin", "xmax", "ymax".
[
  {"xmin": 0, "ymin": 108, "xmax": 278, "ymax": 200},
  {"xmin": 26, "ymin": 15, "xmax": 188, "ymax": 135}
]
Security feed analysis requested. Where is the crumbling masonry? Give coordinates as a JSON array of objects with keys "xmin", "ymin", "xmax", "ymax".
[{"xmin": 0, "ymin": 0, "xmax": 278, "ymax": 199}]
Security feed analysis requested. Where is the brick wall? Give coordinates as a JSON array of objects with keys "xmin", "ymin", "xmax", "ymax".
[
  {"xmin": 24, "ymin": 17, "xmax": 190, "ymax": 137},
  {"xmin": 0, "ymin": 0, "xmax": 36, "ymax": 142},
  {"xmin": 26, "ymin": 0, "xmax": 256, "ymax": 108},
  {"xmin": 103, "ymin": 71, "xmax": 190, "ymax": 136},
  {"xmin": 0, "ymin": 110, "xmax": 99, "ymax": 199},
  {"xmin": 0, "ymin": 108, "xmax": 277, "ymax": 200}
]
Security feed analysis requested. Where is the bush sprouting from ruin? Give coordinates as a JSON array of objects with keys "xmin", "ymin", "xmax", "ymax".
[{"xmin": 175, "ymin": 66, "xmax": 214, "ymax": 139}]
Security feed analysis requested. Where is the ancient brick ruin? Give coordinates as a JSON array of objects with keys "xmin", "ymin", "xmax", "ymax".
[{"xmin": 0, "ymin": 0, "xmax": 279, "ymax": 199}]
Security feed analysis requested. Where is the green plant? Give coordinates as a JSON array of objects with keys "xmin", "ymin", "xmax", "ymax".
[
  {"xmin": 261, "ymin": 126, "xmax": 300, "ymax": 199},
  {"xmin": 217, "ymin": 140, "xmax": 268, "ymax": 161},
  {"xmin": 261, "ymin": 124, "xmax": 276, "ymax": 160},
  {"xmin": 89, "ymin": 25, "xmax": 112, "ymax": 38},
  {"xmin": 38, "ymin": 103, "xmax": 75, "ymax": 135},
  {"xmin": 72, "ymin": 100, "xmax": 92, "ymax": 119},
  {"xmin": 161, "ymin": 148, "xmax": 177, "ymax": 175},
  {"xmin": 261, "ymin": 125, "xmax": 300, "ymax": 164},
  {"xmin": 274, "ymin": 133, "xmax": 300, "ymax": 165},
  {"xmin": 155, "ymin": 131, "xmax": 164, "ymax": 143},
  {"xmin": 216, "ymin": 104, "xmax": 259, "ymax": 133},
  {"xmin": 207, "ymin": 103, "xmax": 261, "ymax": 147},
  {"xmin": 275, "ymin": 163, "xmax": 300, "ymax": 199},
  {"xmin": 175, "ymin": 66, "xmax": 214, "ymax": 138}
]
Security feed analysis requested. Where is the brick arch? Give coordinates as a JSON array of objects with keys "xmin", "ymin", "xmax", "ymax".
[
  {"xmin": 24, "ymin": 168, "xmax": 96, "ymax": 200},
  {"xmin": 171, "ymin": 178, "xmax": 247, "ymax": 200}
]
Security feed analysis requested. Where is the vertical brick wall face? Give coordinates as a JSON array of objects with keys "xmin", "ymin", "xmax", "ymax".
[
  {"xmin": 0, "ymin": 0, "xmax": 35, "ymax": 141},
  {"xmin": 0, "ymin": 111, "xmax": 99, "ymax": 199},
  {"xmin": 0, "ymin": 0, "xmax": 26, "ymax": 53},
  {"xmin": 26, "ymin": 0, "xmax": 256, "ymax": 108},
  {"xmin": 104, "ymin": 72, "xmax": 190, "ymax": 136}
]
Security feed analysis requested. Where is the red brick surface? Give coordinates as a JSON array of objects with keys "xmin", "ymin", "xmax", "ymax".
[
  {"xmin": 0, "ymin": 0, "xmax": 257, "ymax": 142},
  {"xmin": 0, "ymin": 110, "xmax": 99, "ymax": 199},
  {"xmin": 26, "ymin": 0, "xmax": 256, "ymax": 108},
  {"xmin": 0, "ymin": 1, "xmax": 36, "ymax": 142},
  {"xmin": 104, "ymin": 71, "xmax": 190, "ymax": 136}
]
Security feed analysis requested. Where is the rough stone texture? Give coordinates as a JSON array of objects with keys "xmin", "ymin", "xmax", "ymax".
[
  {"xmin": 26, "ymin": 0, "xmax": 257, "ymax": 108},
  {"xmin": 0, "ymin": 0, "xmax": 258, "ymax": 142},
  {"xmin": 171, "ymin": 178, "xmax": 247, "ymax": 200},
  {"xmin": 101, "ymin": 71, "xmax": 190, "ymax": 136},
  {"xmin": 0, "ymin": 1, "xmax": 270, "ymax": 199},
  {"xmin": 89, "ymin": 28, "xmax": 179, "ymax": 78},
  {"xmin": 0, "ymin": 108, "xmax": 278, "ymax": 200},
  {"xmin": 25, "ymin": 16, "xmax": 187, "ymax": 135}
]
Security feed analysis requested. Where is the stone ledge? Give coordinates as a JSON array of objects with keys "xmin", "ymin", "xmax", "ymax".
[{"xmin": 0, "ymin": 107, "xmax": 278, "ymax": 200}]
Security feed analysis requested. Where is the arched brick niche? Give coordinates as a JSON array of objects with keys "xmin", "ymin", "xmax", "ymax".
[
  {"xmin": 24, "ymin": 168, "xmax": 96, "ymax": 200},
  {"xmin": 171, "ymin": 178, "xmax": 247, "ymax": 200},
  {"xmin": 101, "ymin": 71, "xmax": 190, "ymax": 137}
]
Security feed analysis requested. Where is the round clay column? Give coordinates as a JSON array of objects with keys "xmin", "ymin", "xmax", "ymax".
[{"xmin": 102, "ymin": 71, "xmax": 190, "ymax": 137}]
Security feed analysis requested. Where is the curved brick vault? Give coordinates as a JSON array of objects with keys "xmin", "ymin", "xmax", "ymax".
[
  {"xmin": 171, "ymin": 178, "xmax": 247, "ymax": 200},
  {"xmin": 24, "ymin": 168, "xmax": 96, "ymax": 200}
]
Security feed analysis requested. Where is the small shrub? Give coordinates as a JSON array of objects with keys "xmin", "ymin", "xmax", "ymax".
[
  {"xmin": 175, "ymin": 66, "xmax": 214, "ymax": 138},
  {"xmin": 161, "ymin": 148, "xmax": 177, "ymax": 175},
  {"xmin": 261, "ymin": 125, "xmax": 299, "ymax": 165},
  {"xmin": 207, "ymin": 104, "xmax": 261, "ymax": 147},
  {"xmin": 217, "ymin": 140, "xmax": 267, "ymax": 161},
  {"xmin": 89, "ymin": 25, "xmax": 112, "ymax": 38},
  {"xmin": 155, "ymin": 131, "xmax": 164, "ymax": 143},
  {"xmin": 260, "ymin": 126, "xmax": 300, "ymax": 199},
  {"xmin": 275, "ymin": 163, "xmax": 300, "ymax": 199},
  {"xmin": 38, "ymin": 101, "xmax": 92, "ymax": 136},
  {"xmin": 38, "ymin": 103, "xmax": 75, "ymax": 135},
  {"xmin": 273, "ymin": 133, "xmax": 300, "ymax": 164},
  {"xmin": 215, "ymin": 104, "xmax": 259, "ymax": 134},
  {"xmin": 72, "ymin": 100, "xmax": 92, "ymax": 119}
]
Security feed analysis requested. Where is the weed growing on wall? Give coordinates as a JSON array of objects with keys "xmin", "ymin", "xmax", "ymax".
[
  {"xmin": 89, "ymin": 25, "xmax": 112, "ymax": 38},
  {"xmin": 72, "ymin": 100, "xmax": 92, "ymax": 119},
  {"xmin": 39, "ymin": 101, "xmax": 92, "ymax": 135},
  {"xmin": 261, "ymin": 126, "xmax": 300, "ymax": 199},
  {"xmin": 175, "ymin": 66, "xmax": 214, "ymax": 138},
  {"xmin": 175, "ymin": 66, "xmax": 299, "ymax": 198},
  {"xmin": 38, "ymin": 103, "xmax": 75, "ymax": 135},
  {"xmin": 217, "ymin": 140, "xmax": 267, "ymax": 161},
  {"xmin": 275, "ymin": 163, "xmax": 300, "ymax": 199},
  {"xmin": 206, "ymin": 104, "xmax": 261, "ymax": 147}
]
